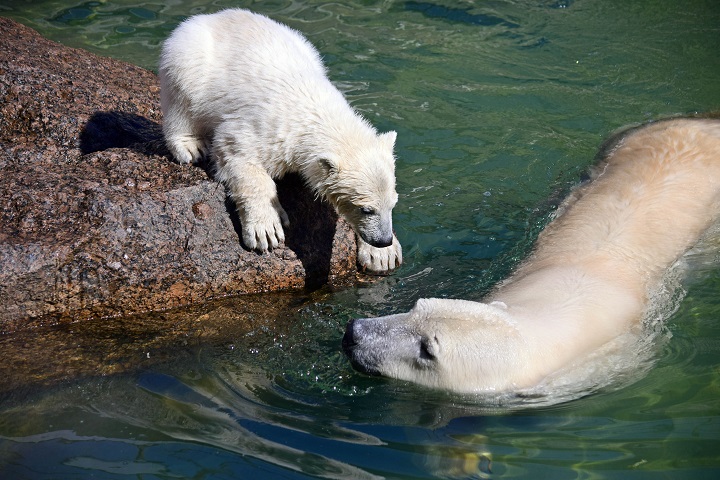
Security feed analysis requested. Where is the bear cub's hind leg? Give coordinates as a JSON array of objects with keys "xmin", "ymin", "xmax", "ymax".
[
  {"xmin": 161, "ymin": 86, "xmax": 210, "ymax": 164},
  {"xmin": 166, "ymin": 133, "xmax": 210, "ymax": 164}
]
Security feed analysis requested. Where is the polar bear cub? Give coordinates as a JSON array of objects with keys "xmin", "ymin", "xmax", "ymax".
[
  {"xmin": 159, "ymin": 9, "xmax": 401, "ymax": 272},
  {"xmin": 343, "ymin": 118, "xmax": 720, "ymax": 394}
]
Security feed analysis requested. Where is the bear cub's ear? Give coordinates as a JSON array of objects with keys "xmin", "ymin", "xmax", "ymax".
[
  {"xmin": 380, "ymin": 131, "xmax": 397, "ymax": 150},
  {"xmin": 319, "ymin": 153, "xmax": 340, "ymax": 176}
]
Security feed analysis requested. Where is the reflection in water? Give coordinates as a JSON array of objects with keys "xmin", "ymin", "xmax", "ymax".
[
  {"xmin": 121, "ymin": 372, "xmax": 383, "ymax": 479},
  {"xmin": 403, "ymin": 1, "xmax": 520, "ymax": 28}
]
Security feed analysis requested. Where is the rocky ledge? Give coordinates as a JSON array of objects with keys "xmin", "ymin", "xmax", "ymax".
[{"xmin": 0, "ymin": 17, "xmax": 359, "ymax": 332}]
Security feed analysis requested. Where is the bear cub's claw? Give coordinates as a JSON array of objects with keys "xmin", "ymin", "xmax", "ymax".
[{"xmin": 242, "ymin": 219, "xmax": 285, "ymax": 251}]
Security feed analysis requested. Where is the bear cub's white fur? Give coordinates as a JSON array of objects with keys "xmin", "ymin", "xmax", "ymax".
[{"xmin": 159, "ymin": 8, "xmax": 401, "ymax": 272}]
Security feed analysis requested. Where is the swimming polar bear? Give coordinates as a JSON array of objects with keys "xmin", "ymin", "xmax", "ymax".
[
  {"xmin": 158, "ymin": 9, "xmax": 401, "ymax": 273},
  {"xmin": 342, "ymin": 118, "xmax": 720, "ymax": 393}
]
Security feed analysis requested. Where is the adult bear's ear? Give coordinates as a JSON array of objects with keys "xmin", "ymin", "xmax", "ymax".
[{"xmin": 380, "ymin": 131, "xmax": 397, "ymax": 150}]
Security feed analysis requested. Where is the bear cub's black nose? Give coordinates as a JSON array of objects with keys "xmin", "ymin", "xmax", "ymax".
[{"xmin": 369, "ymin": 236, "xmax": 393, "ymax": 248}]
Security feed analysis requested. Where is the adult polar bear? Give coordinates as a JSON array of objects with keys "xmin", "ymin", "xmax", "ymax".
[
  {"xmin": 159, "ymin": 9, "xmax": 401, "ymax": 272},
  {"xmin": 343, "ymin": 118, "xmax": 720, "ymax": 394}
]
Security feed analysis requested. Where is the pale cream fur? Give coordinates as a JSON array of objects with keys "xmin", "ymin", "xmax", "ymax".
[{"xmin": 343, "ymin": 118, "xmax": 720, "ymax": 393}]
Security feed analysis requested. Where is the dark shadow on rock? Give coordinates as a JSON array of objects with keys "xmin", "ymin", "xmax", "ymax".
[
  {"xmin": 279, "ymin": 174, "xmax": 338, "ymax": 290},
  {"xmin": 79, "ymin": 111, "xmax": 219, "ymax": 178},
  {"xmin": 80, "ymin": 111, "xmax": 170, "ymax": 156}
]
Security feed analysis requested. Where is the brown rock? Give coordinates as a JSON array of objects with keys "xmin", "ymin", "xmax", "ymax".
[{"xmin": 0, "ymin": 17, "xmax": 359, "ymax": 332}]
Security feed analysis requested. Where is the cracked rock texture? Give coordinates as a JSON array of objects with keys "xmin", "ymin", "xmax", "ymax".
[{"xmin": 0, "ymin": 17, "xmax": 358, "ymax": 331}]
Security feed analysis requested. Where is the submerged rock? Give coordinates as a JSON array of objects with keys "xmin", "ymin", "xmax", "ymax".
[
  {"xmin": 0, "ymin": 290, "xmax": 320, "ymax": 394},
  {"xmin": 0, "ymin": 17, "xmax": 358, "ymax": 331}
]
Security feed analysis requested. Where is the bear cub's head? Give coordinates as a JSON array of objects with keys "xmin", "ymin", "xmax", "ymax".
[{"xmin": 319, "ymin": 131, "xmax": 398, "ymax": 248}]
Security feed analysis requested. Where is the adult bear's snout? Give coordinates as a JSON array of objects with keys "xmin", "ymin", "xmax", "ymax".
[
  {"xmin": 342, "ymin": 318, "xmax": 379, "ymax": 375},
  {"xmin": 342, "ymin": 313, "xmax": 413, "ymax": 376}
]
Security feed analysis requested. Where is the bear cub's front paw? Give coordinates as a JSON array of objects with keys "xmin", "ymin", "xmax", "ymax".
[
  {"xmin": 357, "ymin": 234, "xmax": 402, "ymax": 274},
  {"xmin": 240, "ymin": 203, "xmax": 290, "ymax": 251}
]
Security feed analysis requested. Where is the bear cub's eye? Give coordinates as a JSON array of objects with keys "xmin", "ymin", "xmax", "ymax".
[{"xmin": 360, "ymin": 206, "xmax": 375, "ymax": 215}]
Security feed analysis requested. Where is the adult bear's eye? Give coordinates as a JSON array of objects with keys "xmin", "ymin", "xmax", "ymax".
[
  {"xmin": 419, "ymin": 338, "xmax": 436, "ymax": 361},
  {"xmin": 360, "ymin": 206, "xmax": 375, "ymax": 215}
]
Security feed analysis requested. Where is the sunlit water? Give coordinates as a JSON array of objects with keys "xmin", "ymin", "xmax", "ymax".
[{"xmin": 2, "ymin": 0, "xmax": 720, "ymax": 478}]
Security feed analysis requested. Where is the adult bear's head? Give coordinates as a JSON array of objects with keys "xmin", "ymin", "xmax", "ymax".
[{"xmin": 342, "ymin": 298, "xmax": 532, "ymax": 393}]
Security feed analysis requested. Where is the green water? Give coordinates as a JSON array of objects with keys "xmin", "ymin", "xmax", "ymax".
[{"xmin": 2, "ymin": 0, "xmax": 720, "ymax": 478}]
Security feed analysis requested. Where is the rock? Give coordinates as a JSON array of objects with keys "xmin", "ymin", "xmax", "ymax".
[{"xmin": 0, "ymin": 17, "xmax": 359, "ymax": 332}]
